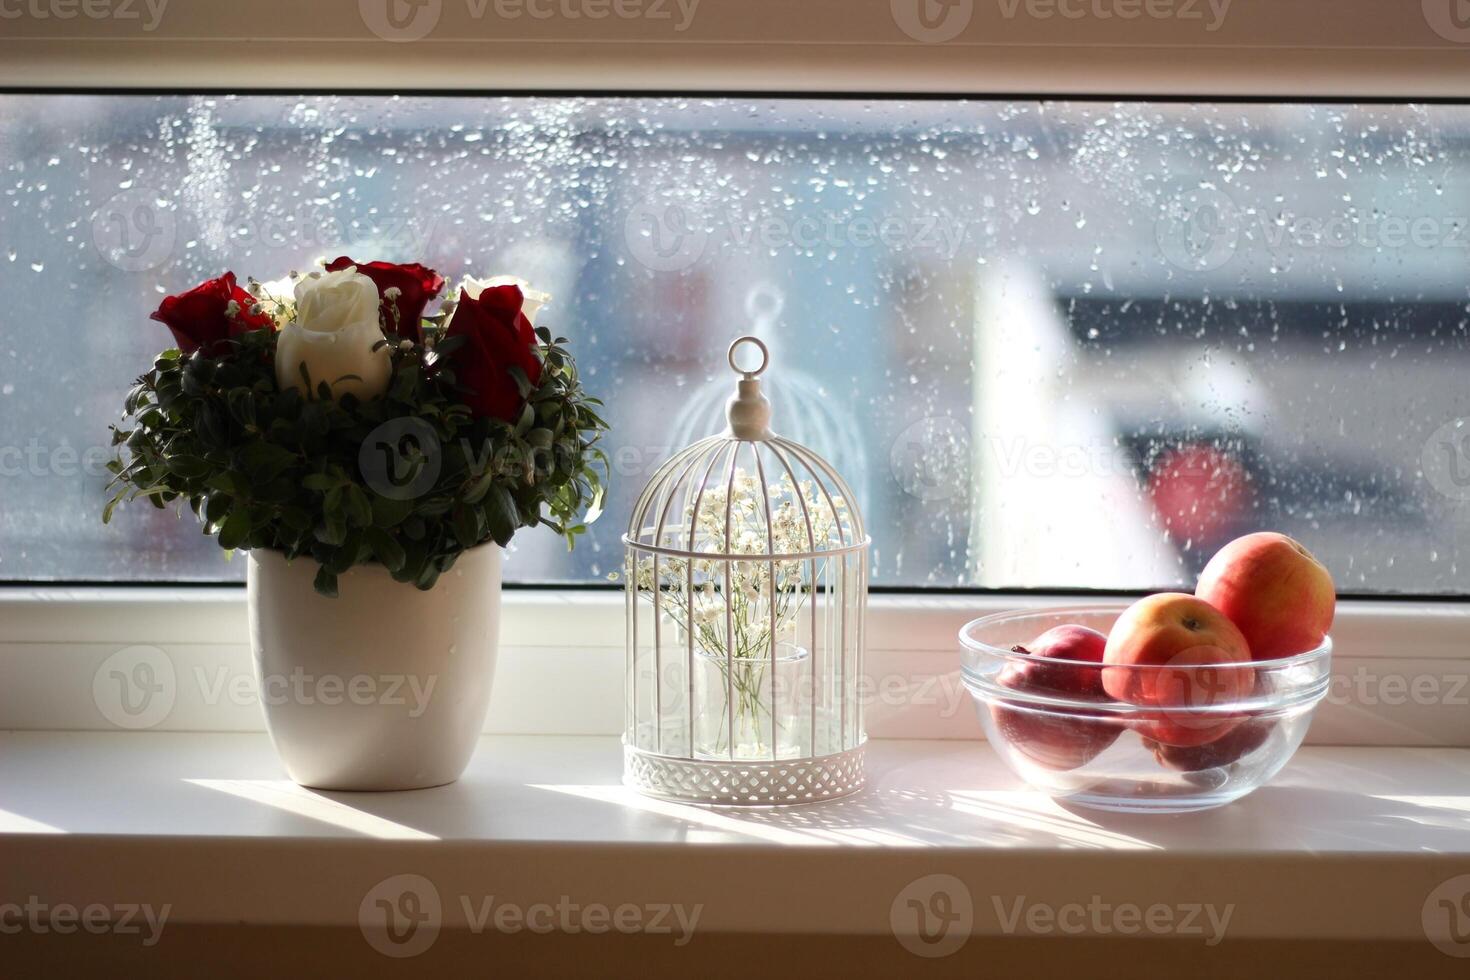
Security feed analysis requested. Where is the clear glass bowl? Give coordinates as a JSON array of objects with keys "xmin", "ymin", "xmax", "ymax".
[{"xmin": 959, "ymin": 605, "xmax": 1332, "ymax": 813}]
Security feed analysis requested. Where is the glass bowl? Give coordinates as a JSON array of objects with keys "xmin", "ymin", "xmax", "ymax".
[{"xmin": 959, "ymin": 605, "xmax": 1332, "ymax": 813}]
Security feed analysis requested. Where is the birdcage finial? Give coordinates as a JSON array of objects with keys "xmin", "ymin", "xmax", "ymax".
[{"xmin": 725, "ymin": 336, "xmax": 772, "ymax": 440}]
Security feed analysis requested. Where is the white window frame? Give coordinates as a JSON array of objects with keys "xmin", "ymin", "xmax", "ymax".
[
  {"xmin": 1, "ymin": 2, "xmax": 1467, "ymax": 746},
  {"xmin": 0, "ymin": 0, "xmax": 1466, "ymax": 98},
  {"xmin": 3, "ymin": 588, "xmax": 1467, "ymax": 747}
]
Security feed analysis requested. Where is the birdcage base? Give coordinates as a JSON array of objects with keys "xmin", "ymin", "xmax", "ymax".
[{"xmin": 623, "ymin": 741, "xmax": 866, "ymax": 806}]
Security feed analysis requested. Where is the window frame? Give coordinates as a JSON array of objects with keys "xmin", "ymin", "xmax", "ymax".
[
  {"xmin": 3, "ymin": 19, "xmax": 1469, "ymax": 740},
  {"xmin": 3, "ymin": 588, "xmax": 1467, "ymax": 746},
  {"xmin": 0, "ymin": 0, "xmax": 1467, "ymax": 99}
]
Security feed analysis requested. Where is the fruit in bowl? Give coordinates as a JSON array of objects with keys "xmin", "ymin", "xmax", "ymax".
[
  {"xmin": 1101, "ymin": 593, "xmax": 1255, "ymax": 747},
  {"xmin": 958, "ymin": 530, "xmax": 1336, "ymax": 813},
  {"xmin": 1145, "ymin": 718, "xmax": 1276, "ymax": 772},
  {"xmin": 1196, "ymin": 531, "xmax": 1335, "ymax": 661},
  {"xmin": 990, "ymin": 625, "xmax": 1121, "ymax": 771}
]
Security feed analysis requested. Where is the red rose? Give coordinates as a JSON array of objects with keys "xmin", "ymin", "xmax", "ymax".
[
  {"xmin": 149, "ymin": 272, "xmax": 272, "ymax": 357},
  {"xmin": 325, "ymin": 256, "xmax": 444, "ymax": 344},
  {"xmin": 443, "ymin": 285, "xmax": 543, "ymax": 421}
]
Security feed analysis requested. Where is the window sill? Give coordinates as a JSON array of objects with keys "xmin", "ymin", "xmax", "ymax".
[{"xmin": 2, "ymin": 731, "xmax": 1467, "ymax": 952}]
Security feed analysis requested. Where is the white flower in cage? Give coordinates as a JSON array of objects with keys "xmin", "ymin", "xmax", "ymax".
[{"xmin": 692, "ymin": 599, "xmax": 723, "ymax": 629}]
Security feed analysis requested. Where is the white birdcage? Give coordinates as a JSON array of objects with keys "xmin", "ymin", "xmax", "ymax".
[{"xmin": 623, "ymin": 336, "xmax": 870, "ymax": 806}]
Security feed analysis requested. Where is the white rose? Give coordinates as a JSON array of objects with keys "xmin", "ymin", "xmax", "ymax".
[
  {"xmin": 456, "ymin": 275, "xmax": 550, "ymax": 326},
  {"xmin": 275, "ymin": 267, "xmax": 391, "ymax": 401}
]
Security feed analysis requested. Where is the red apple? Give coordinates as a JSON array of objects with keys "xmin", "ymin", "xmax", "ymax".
[
  {"xmin": 1103, "ymin": 593, "xmax": 1254, "ymax": 747},
  {"xmin": 990, "ymin": 625, "xmax": 1122, "ymax": 771},
  {"xmin": 1196, "ymin": 531, "xmax": 1335, "ymax": 661},
  {"xmin": 1146, "ymin": 718, "xmax": 1276, "ymax": 772}
]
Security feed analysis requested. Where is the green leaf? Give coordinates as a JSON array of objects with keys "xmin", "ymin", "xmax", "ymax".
[
  {"xmin": 205, "ymin": 493, "xmax": 233, "ymax": 525},
  {"xmin": 394, "ymin": 540, "xmax": 428, "ymax": 584},
  {"xmin": 582, "ymin": 482, "xmax": 606, "ymax": 526},
  {"xmin": 217, "ymin": 509, "xmax": 251, "ymax": 551},
  {"xmin": 507, "ymin": 365, "xmax": 534, "ymax": 398},
  {"xmin": 316, "ymin": 509, "xmax": 348, "ymax": 547},
  {"xmin": 195, "ymin": 403, "xmax": 226, "ymax": 446},
  {"xmin": 241, "ymin": 442, "xmax": 295, "ymax": 482},
  {"xmin": 366, "ymin": 528, "xmax": 407, "ymax": 573},
  {"xmin": 463, "ymin": 468, "xmax": 496, "ymax": 505},
  {"xmin": 325, "ymin": 532, "xmax": 360, "ymax": 574},
  {"xmin": 206, "ymin": 472, "xmax": 240, "ymax": 494},
  {"xmin": 369, "ymin": 494, "xmax": 413, "ymax": 528},
  {"xmin": 451, "ymin": 504, "xmax": 480, "ymax": 550},
  {"xmin": 343, "ymin": 484, "xmax": 373, "ymax": 528},
  {"xmin": 226, "ymin": 387, "xmax": 257, "ymax": 427},
  {"xmin": 313, "ymin": 566, "xmax": 339, "ymax": 598},
  {"xmin": 166, "ymin": 456, "xmax": 211, "ymax": 480},
  {"xmin": 302, "ymin": 473, "xmax": 337, "ymax": 492},
  {"xmin": 484, "ymin": 485, "xmax": 519, "ymax": 547}
]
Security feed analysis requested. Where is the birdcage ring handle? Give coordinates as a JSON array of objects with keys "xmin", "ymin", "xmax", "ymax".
[{"xmin": 727, "ymin": 335, "xmax": 770, "ymax": 378}]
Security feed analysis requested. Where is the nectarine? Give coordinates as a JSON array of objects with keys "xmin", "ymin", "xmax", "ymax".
[
  {"xmin": 1146, "ymin": 718, "xmax": 1276, "ymax": 772},
  {"xmin": 990, "ymin": 625, "xmax": 1121, "ymax": 771},
  {"xmin": 1103, "ymin": 593, "xmax": 1254, "ymax": 747},
  {"xmin": 1196, "ymin": 532, "xmax": 1335, "ymax": 661}
]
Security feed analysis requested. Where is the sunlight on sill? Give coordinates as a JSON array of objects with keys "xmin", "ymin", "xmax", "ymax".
[
  {"xmin": 532, "ymin": 783, "xmax": 1161, "ymax": 850},
  {"xmin": 185, "ymin": 779, "xmax": 438, "ymax": 841},
  {"xmin": 0, "ymin": 808, "xmax": 65, "ymax": 834},
  {"xmin": 1376, "ymin": 795, "xmax": 1470, "ymax": 815},
  {"xmin": 532, "ymin": 784, "xmax": 842, "ymax": 846},
  {"xmin": 945, "ymin": 791, "xmax": 1163, "ymax": 851}
]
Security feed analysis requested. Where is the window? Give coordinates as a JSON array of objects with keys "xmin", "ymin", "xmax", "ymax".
[{"xmin": 2, "ymin": 94, "xmax": 1466, "ymax": 592}]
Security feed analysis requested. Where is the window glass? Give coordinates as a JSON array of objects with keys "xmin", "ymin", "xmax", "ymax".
[{"xmin": 1, "ymin": 95, "xmax": 1466, "ymax": 592}]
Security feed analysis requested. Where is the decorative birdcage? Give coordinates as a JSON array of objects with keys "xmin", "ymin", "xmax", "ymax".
[{"xmin": 623, "ymin": 336, "xmax": 870, "ymax": 806}]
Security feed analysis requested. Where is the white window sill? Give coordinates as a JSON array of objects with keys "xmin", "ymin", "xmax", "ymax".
[
  {"xmin": 3, "ymin": 731, "xmax": 1468, "ymax": 951},
  {"xmin": 4, "ymin": 586, "xmax": 1468, "ymax": 964}
]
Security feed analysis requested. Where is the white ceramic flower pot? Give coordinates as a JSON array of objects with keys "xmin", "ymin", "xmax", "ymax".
[{"xmin": 246, "ymin": 543, "xmax": 501, "ymax": 791}]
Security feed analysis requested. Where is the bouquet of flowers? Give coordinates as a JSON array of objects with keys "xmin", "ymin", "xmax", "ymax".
[{"xmin": 104, "ymin": 258, "xmax": 608, "ymax": 596}]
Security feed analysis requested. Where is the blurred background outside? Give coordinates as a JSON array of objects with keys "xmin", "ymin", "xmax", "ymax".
[{"xmin": 1, "ymin": 95, "xmax": 1467, "ymax": 593}]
